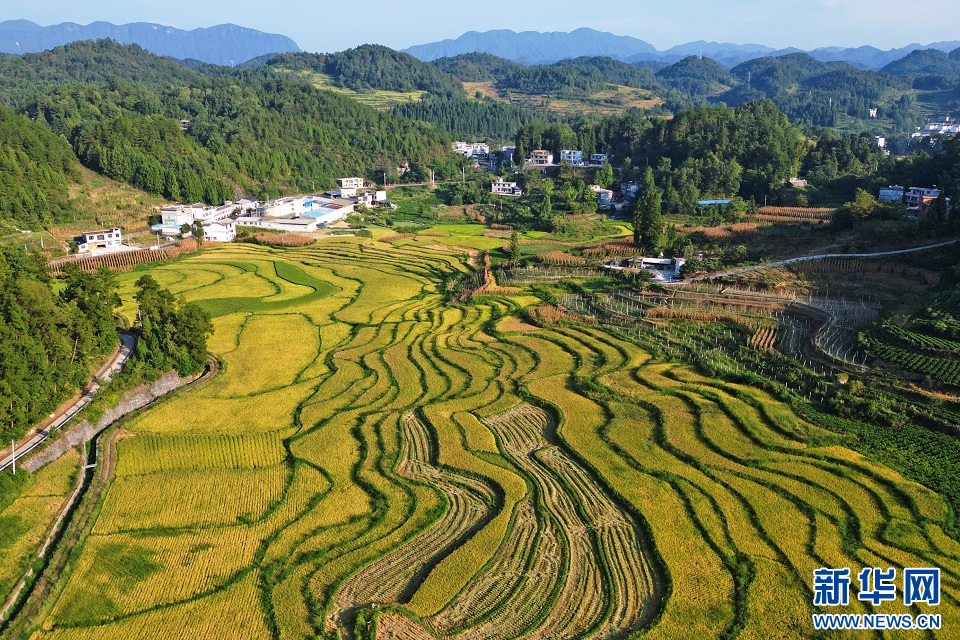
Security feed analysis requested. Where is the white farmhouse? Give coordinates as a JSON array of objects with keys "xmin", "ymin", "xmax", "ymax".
[
  {"xmin": 202, "ymin": 221, "xmax": 236, "ymax": 243},
  {"xmin": 453, "ymin": 141, "xmax": 490, "ymax": 159},
  {"xmin": 337, "ymin": 177, "xmax": 365, "ymax": 190},
  {"xmin": 77, "ymin": 228, "xmax": 123, "ymax": 254},
  {"xmin": 160, "ymin": 205, "xmax": 197, "ymax": 227},
  {"xmin": 560, "ymin": 150, "xmax": 584, "ymax": 165},
  {"xmin": 492, "ymin": 179, "xmax": 523, "ymax": 197}
]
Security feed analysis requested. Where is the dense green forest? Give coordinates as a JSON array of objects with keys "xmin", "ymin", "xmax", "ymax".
[
  {"xmin": 515, "ymin": 100, "xmax": 804, "ymax": 205},
  {"xmin": 0, "ymin": 247, "xmax": 212, "ymax": 443},
  {"xmin": 0, "ymin": 40, "xmax": 198, "ymax": 106},
  {"xmin": 267, "ymin": 46, "xmax": 463, "ymax": 96},
  {"xmin": 0, "ymin": 41, "xmax": 455, "ymax": 205},
  {"xmin": 131, "ymin": 274, "xmax": 212, "ymax": 378},
  {"xmin": 0, "ymin": 249, "xmax": 118, "ymax": 442},
  {"xmin": 393, "ymin": 95, "xmax": 558, "ymax": 140},
  {"xmin": 0, "ymin": 106, "xmax": 81, "ymax": 228},
  {"xmin": 654, "ymin": 55, "xmax": 733, "ymax": 96}
]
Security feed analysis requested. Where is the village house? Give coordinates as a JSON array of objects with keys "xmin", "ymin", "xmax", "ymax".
[
  {"xmin": 905, "ymin": 186, "xmax": 942, "ymax": 213},
  {"xmin": 453, "ymin": 141, "xmax": 490, "ymax": 159},
  {"xmin": 590, "ymin": 185, "xmax": 614, "ymax": 209},
  {"xmin": 879, "ymin": 185, "xmax": 905, "ymax": 203},
  {"xmin": 337, "ymin": 177, "xmax": 365, "ymax": 190},
  {"xmin": 491, "ymin": 179, "xmax": 524, "ymax": 197},
  {"xmin": 77, "ymin": 228, "xmax": 123, "ymax": 254},
  {"xmin": 529, "ymin": 150, "xmax": 554, "ymax": 166},
  {"xmin": 202, "ymin": 220, "xmax": 236, "ymax": 243},
  {"xmin": 589, "ymin": 153, "xmax": 609, "ymax": 165},
  {"xmin": 560, "ymin": 150, "xmax": 584, "ymax": 165}
]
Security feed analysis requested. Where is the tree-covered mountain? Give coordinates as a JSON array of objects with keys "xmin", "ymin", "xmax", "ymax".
[
  {"xmin": 550, "ymin": 56, "xmax": 660, "ymax": 90},
  {"xmin": 432, "ymin": 52, "xmax": 526, "ymax": 83},
  {"xmin": 0, "ymin": 41, "xmax": 453, "ymax": 209},
  {"xmin": 881, "ymin": 48, "xmax": 960, "ymax": 77},
  {"xmin": 655, "ymin": 56, "xmax": 733, "ymax": 96},
  {"xmin": 266, "ymin": 46, "xmax": 463, "ymax": 97},
  {"xmin": 0, "ymin": 20, "xmax": 300, "ymax": 66},
  {"xmin": 0, "ymin": 106, "xmax": 81, "ymax": 228},
  {"xmin": 0, "ymin": 39, "xmax": 200, "ymax": 105},
  {"xmin": 721, "ymin": 54, "xmax": 917, "ymax": 130}
]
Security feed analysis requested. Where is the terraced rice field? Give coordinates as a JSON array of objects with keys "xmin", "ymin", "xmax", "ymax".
[{"xmin": 24, "ymin": 237, "xmax": 960, "ymax": 639}]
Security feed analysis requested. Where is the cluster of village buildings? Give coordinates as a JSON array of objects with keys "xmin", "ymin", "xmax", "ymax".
[
  {"xmin": 454, "ymin": 141, "xmax": 608, "ymax": 172},
  {"xmin": 878, "ymin": 185, "xmax": 950, "ymax": 215},
  {"xmin": 151, "ymin": 178, "xmax": 387, "ymax": 243},
  {"xmin": 77, "ymin": 178, "xmax": 389, "ymax": 255}
]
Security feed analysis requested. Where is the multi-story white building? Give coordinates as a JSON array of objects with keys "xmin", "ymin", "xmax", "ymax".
[
  {"xmin": 491, "ymin": 179, "xmax": 524, "ymax": 197},
  {"xmin": 337, "ymin": 177, "xmax": 365, "ymax": 190},
  {"xmin": 560, "ymin": 150, "xmax": 584, "ymax": 165},
  {"xmin": 453, "ymin": 141, "xmax": 490, "ymax": 159},
  {"xmin": 530, "ymin": 150, "xmax": 554, "ymax": 166},
  {"xmin": 202, "ymin": 221, "xmax": 236, "ymax": 243},
  {"xmin": 905, "ymin": 186, "xmax": 941, "ymax": 209},
  {"xmin": 77, "ymin": 228, "xmax": 123, "ymax": 253},
  {"xmin": 591, "ymin": 185, "xmax": 614, "ymax": 209},
  {"xmin": 589, "ymin": 153, "xmax": 609, "ymax": 165}
]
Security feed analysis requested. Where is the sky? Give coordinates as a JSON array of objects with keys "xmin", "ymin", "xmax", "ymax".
[{"xmin": 6, "ymin": 0, "xmax": 960, "ymax": 53}]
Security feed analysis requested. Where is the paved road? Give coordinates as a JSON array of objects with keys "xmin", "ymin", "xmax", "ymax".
[
  {"xmin": 0, "ymin": 332, "xmax": 136, "ymax": 473},
  {"xmin": 675, "ymin": 239, "xmax": 959, "ymax": 284}
]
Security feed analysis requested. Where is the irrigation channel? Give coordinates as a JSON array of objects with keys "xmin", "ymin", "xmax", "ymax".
[{"xmin": 0, "ymin": 357, "xmax": 218, "ymax": 637}]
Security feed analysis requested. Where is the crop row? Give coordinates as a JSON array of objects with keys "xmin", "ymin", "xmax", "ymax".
[{"xmin": 870, "ymin": 340, "xmax": 960, "ymax": 385}]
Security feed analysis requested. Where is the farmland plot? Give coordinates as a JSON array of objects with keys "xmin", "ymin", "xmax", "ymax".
[{"xmin": 24, "ymin": 240, "xmax": 960, "ymax": 640}]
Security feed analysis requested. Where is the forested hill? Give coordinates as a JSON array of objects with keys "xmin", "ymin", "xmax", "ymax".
[
  {"xmin": 0, "ymin": 40, "xmax": 452, "ymax": 214},
  {"xmin": 514, "ymin": 100, "xmax": 804, "ymax": 208},
  {"xmin": 266, "ymin": 45, "xmax": 463, "ymax": 97},
  {"xmin": 0, "ymin": 106, "xmax": 81, "ymax": 228},
  {"xmin": 0, "ymin": 40, "xmax": 200, "ymax": 105}
]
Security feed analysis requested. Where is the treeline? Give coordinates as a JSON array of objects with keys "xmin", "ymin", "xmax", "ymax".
[
  {"xmin": 130, "ymin": 275, "xmax": 211, "ymax": 378},
  {"xmin": 6, "ymin": 42, "xmax": 454, "ymax": 203},
  {"xmin": 0, "ymin": 106, "xmax": 81, "ymax": 228},
  {"xmin": 267, "ymin": 45, "xmax": 463, "ymax": 97},
  {"xmin": 515, "ymin": 100, "xmax": 804, "ymax": 205},
  {"xmin": 393, "ymin": 95, "xmax": 557, "ymax": 140},
  {"xmin": 0, "ymin": 39, "xmax": 198, "ymax": 107},
  {"xmin": 0, "ymin": 247, "xmax": 212, "ymax": 443},
  {"xmin": 0, "ymin": 248, "xmax": 118, "ymax": 442}
]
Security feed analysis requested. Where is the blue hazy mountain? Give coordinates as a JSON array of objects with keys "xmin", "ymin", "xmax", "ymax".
[
  {"xmin": 404, "ymin": 29, "xmax": 960, "ymax": 70},
  {"xmin": 0, "ymin": 20, "xmax": 300, "ymax": 66},
  {"xmin": 402, "ymin": 28, "xmax": 659, "ymax": 65}
]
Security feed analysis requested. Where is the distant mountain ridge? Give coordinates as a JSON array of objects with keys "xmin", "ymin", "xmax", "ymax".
[
  {"xmin": 0, "ymin": 20, "xmax": 300, "ymax": 66},
  {"xmin": 403, "ymin": 28, "xmax": 960, "ymax": 70},
  {"xmin": 403, "ymin": 28, "xmax": 658, "ymax": 66}
]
